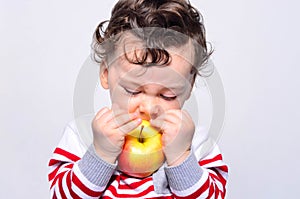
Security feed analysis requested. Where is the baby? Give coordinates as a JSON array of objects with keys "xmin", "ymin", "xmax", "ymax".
[{"xmin": 48, "ymin": 0, "xmax": 228, "ymax": 198}]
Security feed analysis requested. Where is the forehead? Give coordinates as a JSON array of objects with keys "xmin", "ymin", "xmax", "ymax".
[
  {"xmin": 106, "ymin": 32, "xmax": 195, "ymax": 89},
  {"xmin": 110, "ymin": 52, "xmax": 194, "ymax": 90}
]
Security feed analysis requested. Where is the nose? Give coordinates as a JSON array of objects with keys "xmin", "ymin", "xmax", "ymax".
[{"xmin": 138, "ymin": 96, "xmax": 163, "ymax": 120}]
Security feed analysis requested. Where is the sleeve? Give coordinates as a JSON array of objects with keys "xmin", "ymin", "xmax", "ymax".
[
  {"xmin": 164, "ymin": 145, "xmax": 228, "ymax": 199},
  {"xmin": 48, "ymin": 122, "xmax": 117, "ymax": 199}
]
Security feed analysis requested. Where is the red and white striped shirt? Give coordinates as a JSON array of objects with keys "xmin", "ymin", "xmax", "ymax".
[{"xmin": 48, "ymin": 119, "xmax": 228, "ymax": 199}]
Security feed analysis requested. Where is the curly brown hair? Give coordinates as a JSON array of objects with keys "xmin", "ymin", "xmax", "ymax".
[{"xmin": 92, "ymin": 0, "xmax": 213, "ymax": 77}]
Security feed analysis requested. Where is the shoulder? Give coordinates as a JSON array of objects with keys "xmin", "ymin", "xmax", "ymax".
[
  {"xmin": 192, "ymin": 125, "xmax": 224, "ymax": 161},
  {"xmin": 57, "ymin": 114, "xmax": 95, "ymax": 158}
]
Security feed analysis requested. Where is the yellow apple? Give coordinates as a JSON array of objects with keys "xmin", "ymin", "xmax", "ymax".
[{"xmin": 117, "ymin": 120, "xmax": 165, "ymax": 178}]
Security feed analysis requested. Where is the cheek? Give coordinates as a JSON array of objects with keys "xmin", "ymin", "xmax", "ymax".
[
  {"xmin": 127, "ymin": 97, "xmax": 140, "ymax": 113},
  {"xmin": 109, "ymin": 87, "xmax": 130, "ymax": 110},
  {"xmin": 166, "ymin": 100, "xmax": 182, "ymax": 110},
  {"xmin": 110, "ymin": 89, "xmax": 141, "ymax": 113}
]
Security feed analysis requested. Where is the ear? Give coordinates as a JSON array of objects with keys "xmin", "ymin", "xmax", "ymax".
[{"xmin": 100, "ymin": 61, "xmax": 109, "ymax": 89}]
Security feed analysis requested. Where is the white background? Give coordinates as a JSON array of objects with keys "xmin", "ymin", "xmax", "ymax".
[{"xmin": 1, "ymin": 0, "xmax": 299, "ymax": 198}]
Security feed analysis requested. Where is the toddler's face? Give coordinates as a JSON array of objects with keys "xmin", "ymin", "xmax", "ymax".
[{"xmin": 100, "ymin": 48, "xmax": 194, "ymax": 121}]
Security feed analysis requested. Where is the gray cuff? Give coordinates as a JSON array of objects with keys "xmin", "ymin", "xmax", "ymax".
[
  {"xmin": 78, "ymin": 145, "xmax": 117, "ymax": 187},
  {"xmin": 164, "ymin": 152, "xmax": 203, "ymax": 191}
]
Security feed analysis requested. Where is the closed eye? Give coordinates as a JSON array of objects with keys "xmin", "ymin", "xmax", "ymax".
[
  {"xmin": 160, "ymin": 94, "xmax": 177, "ymax": 101},
  {"xmin": 124, "ymin": 87, "xmax": 141, "ymax": 95}
]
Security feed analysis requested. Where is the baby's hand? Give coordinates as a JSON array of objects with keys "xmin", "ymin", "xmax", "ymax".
[
  {"xmin": 150, "ymin": 109, "xmax": 195, "ymax": 166},
  {"xmin": 92, "ymin": 107, "xmax": 141, "ymax": 164}
]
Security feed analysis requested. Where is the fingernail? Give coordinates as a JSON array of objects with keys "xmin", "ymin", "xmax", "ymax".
[
  {"xmin": 132, "ymin": 112, "xmax": 139, "ymax": 118},
  {"xmin": 137, "ymin": 118, "xmax": 142, "ymax": 123}
]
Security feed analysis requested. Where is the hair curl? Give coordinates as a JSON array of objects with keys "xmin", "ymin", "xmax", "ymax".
[{"xmin": 92, "ymin": 0, "xmax": 213, "ymax": 77}]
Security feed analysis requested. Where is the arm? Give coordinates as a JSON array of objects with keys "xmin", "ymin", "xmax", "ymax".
[
  {"xmin": 151, "ymin": 109, "xmax": 228, "ymax": 198},
  {"xmin": 48, "ymin": 124, "xmax": 116, "ymax": 199},
  {"xmin": 165, "ymin": 146, "xmax": 228, "ymax": 199}
]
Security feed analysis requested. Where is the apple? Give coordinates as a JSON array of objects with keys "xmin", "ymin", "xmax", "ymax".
[{"xmin": 117, "ymin": 120, "xmax": 165, "ymax": 178}]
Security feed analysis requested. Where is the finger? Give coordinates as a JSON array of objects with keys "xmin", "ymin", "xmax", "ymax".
[
  {"xmin": 150, "ymin": 117, "xmax": 167, "ymax": 132},
  {"xmin": 92, "ymin": 110, "xmax": 115, "ymax": 131},
  {"xmin": 160, "ymin": 110, "xmax": 184, "ymax": 124},
  {"xmin": 94, "ymin": 107, "xmax": 110, "ymax": 120},
  {"xmin": 110, "ymin": 104, "xmax": 132, "ymax": 120},
  {"xmin": 96, "ymin": 108, "xmax": 123, "ymax": 125},
  {"xmin": 111, "ymin": 108, "xmax": 127, "ymax": 118},
  {"xmin": 111, "ymin": 112, "xmax": 138, "ymax": 129},
  {"xmin": 111, "ymin": 103, "xmax": 126, "ymax": 115},
  {"xmin": 151, "ymin": 111, "xmax": 176, "ymax": 126},
  {"xmin": 181, "ymin": 109, "xmax": 193, "ymax": 121},
  {"xmin": 118, "ymin": 118, "xmax": 142, "ymax": 135}
]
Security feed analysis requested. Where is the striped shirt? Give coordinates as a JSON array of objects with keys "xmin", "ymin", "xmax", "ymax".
[{"xmin": 48, "ymin": 119, "xmax": 228, "ymax": 199}]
